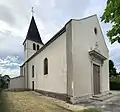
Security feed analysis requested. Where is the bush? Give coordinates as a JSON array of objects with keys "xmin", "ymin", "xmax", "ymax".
[{"xmin": 110, "ymin": 76, "xmax": 120, "ymax": 90}]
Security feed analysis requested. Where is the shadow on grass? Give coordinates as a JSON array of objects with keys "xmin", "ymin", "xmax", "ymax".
[
  {"xmin": 77, "ymin": 108, "xmax": 101, "ymax": 112},
  {"xmin": 0, "ymin": 91, "xmax": 10, "ymax": 112},
  {"xmin": 55, "ymin": 103, "xmax": 101, "ymax": 112},
  {"xmin": 0, "ymin": 102, "xmax": 6, "ymax": 112},
  {"xmin": 54, "ymin": 103, "xmax": 73, "ymax": 112}
]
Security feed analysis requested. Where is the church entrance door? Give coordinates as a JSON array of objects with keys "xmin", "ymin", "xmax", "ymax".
[{"xmin": 93, "ymin": 64, "xmax": 100, "ymax": 95}]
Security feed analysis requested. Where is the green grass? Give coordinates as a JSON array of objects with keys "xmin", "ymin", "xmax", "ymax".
[
  {"xmin": 111, "ymin": 90, "xmax": 120, "ymax": 91},
  {"xmin": 0, "ymin": 92, "xmax": 9, "ymax": 112},
  {"xmin": 0, "ymin": 102, "xmax": 6, "ymax": 112},
  {"xmin": 0, "ymin": 104, "xmax": 100, "ymax": 112},
  {"xmin": 2, "ymin": 91, "xmax": 101, "ymax": 112},
  {"xmin": 0, "ymin": 93, "xmax": 4, "ymax": 111}
]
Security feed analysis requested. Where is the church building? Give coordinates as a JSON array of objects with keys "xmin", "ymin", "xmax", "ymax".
[{"xmin": 10, "ymin": 14, "xmax": 109, "ymax": 104}]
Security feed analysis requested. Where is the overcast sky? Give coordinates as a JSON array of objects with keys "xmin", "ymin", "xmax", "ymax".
[{"xmin": 0, "ymin": 0, "xmax": 120, "ymax": 78}]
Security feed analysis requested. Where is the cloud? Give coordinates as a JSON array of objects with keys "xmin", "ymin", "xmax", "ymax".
[
  {"xmin": 0, "ymin": 5, "xmax": 16, "ymax": 26},
  {"xmin": 0, "ymin": 29, "xmax": 23, "ymax": 77},
  {"xmin": 84, "ymin": 0, "xmax": 107, "ymax": 17},
  {"xmin": 0, "ymin": 0, "xmax": 120, "ymax": 77},
  {"xmin": 0, "ymin": 0, "xmax": 91, "ymax": 77},
  {"xmin": 109, "ymin": 42, "xmax": 120, "ymax": 72},
  {"xmin": 54, "ymin": 0, "xmax": 90, "ymax": 17},
  {"xmin": 0, "ymin": 56, "xmax": 22, "ymax": 77},
  {"xmin": 0, "ymin": 56, "xmax": 20, "ymax": 68},
  {"xmin": 0, "ymin": 29, "xmax": 23, "ymax": 58},
  {"xmin": 100, "ymin": 18, "xmax": 120, "ymax": 71}
]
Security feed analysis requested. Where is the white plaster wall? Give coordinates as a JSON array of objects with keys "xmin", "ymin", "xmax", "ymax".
[
  {"xmin": 24, "ymin": 40, "xmax": 43, "ymax": 62},
  {"xmin": 20, "ymin": 66, "xmax": 24, "ymax": 76},
  {"xmin": 66, "ymin": 22, "xmax": 73, "ymax": 96},
  {"xmin": 27, "ymin": 32, "xmax": 67, "ymax": 94},
  {"xmin": 71, "ymin": 15, "xmax": 109, "ymax": 97},
  {"xmin": 9, "ymin": 76, "xmax": 24, "ymax": 89}
]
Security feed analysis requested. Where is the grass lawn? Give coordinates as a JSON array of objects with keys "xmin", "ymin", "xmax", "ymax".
[
  {"xmin": 3, "ymin": 91, "xmax": 100, "ymax": 112},
  {"xmin": 0, "ymin": 102, "xmax": 6, "ymax": 112},
  {"xmin": 0, "ymin": 92, "xmax": 8, "ymax": 112}
]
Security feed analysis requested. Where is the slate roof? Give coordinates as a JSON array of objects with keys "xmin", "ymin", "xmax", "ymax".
[{"xmin": 26, "ymin": 16, "xmax": 43, "ymax": 45}]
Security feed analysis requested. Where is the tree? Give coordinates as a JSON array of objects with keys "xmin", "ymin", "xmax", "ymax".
[
  {"xmin": 109, "ymin": 59, "xmax": 114, "ymax": 70},
  {"xmin": 109, "ymin": 60, "xmax": 118, "ymax": 77},
  {"xmin": 101, "ymin": 0, "xmax": 120, "ymax": 44},
  {"xmin": 0, "ymin": 75, "xmax": 10, "ymax": 92}
]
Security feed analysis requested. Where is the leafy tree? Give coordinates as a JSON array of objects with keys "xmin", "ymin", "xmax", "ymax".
[
  {"xmin": 109, "ymin": 59, "xmax": 114, "ymax": 70},
  {"xmin": 0, "ymin": 75, "xmax": 10, "ymax": 92},
  {"xmin": 101, "ymin": 0, "xmax": 120, "ymax": 44},
  {"xmin": 109, "ymin": 60, "xmax": 118, "ymax": 77}
]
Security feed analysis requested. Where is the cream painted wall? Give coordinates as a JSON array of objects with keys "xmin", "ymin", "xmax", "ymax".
[
  {"xmin": 9, "ymin": 76, "xmax": 24, "ymax": 89},
  {"xmin": 71, "ymin": 15, "xmax": 109, "ymax": 97},
  {"xmin": 21, "ymin": 15, "xmax": 109, "ymax": 99},
  {"xmin": 24, "ymin": 40, "xmax": 43, "ymax": 62},
  {"xmin": 66, "ymin": 22, "xmax": 74, "ymax": 96},
  {"xmin": 27, "ymin": 32, "xmax": 67, "ymax": 94}
]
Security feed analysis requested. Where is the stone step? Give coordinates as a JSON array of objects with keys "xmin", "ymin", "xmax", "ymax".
[
  {"xmin": 91, "ymin": 94, "xmax": 114, "ymax": 101},
  {"xmin": 93, "ymin": 92, "xmax": 111, "ymax": 98}
]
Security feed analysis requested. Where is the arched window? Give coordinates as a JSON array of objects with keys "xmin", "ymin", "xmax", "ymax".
[
  {"xmin": 44, "ymin": 58, "xmax": 48, "ymax": 75},
  {"xmin": 37, "ymin": 45, "xmax": 39, "ymax": 50},
  {"xmin": 32, "ymin": 65, "xmax": 34, "ymax": 77},
  {"xmin": 33, "ymin": 43, "xmax": 36, "ymax": 50}
]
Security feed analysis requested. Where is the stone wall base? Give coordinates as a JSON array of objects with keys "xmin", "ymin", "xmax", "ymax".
[
  {"xmin": 100, "ymin": 90, "xmax": 110, "ymax": 94},
  {"xmin": 34, "ymin": 89, "xmax": 70, "ymax": 102},
  {"xmin": 70, "ymin": 94, "xmax": 92, "ymax": 104},
  {"xmin": 70, "ymin": 90, "xmax": 110, "ymax": 104},
  {"xmin": 7, "ymin": 88, "xmax": 110, "ymax": 104},
  {"xmin": 7, "ymin": 88, "xmax": 26, "ymax": 92},
  {"xmin": 31, "ymin": 89, "xmax": 110, "ymax": 104}
]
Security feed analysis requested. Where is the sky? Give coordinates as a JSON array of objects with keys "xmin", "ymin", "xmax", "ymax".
[{"xmin": 0, "ymin": 0, "xmax": 120, "ymax": 78}]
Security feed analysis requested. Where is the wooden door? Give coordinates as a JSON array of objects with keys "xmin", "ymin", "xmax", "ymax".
[
  {"xmin": 93, "ymin": 64, "xmax": 100, "ymax": 95},
  {"xmin": 32, "ymin": 81, "xmax": 34, "ymax": 91}
]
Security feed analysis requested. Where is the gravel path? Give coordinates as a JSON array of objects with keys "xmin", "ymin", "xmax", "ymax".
[{"xmin": 78, "ymin": 92, "xmax": 120, "ymax": 112}]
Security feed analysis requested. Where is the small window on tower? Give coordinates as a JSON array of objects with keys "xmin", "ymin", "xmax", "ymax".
[
  {"xmin": 33, "ymin": 43, "xmax": 36, "ymax": 50},
  {"xmin": 37, "ymin": 45, "xmax": 39, "ymax": 50}
]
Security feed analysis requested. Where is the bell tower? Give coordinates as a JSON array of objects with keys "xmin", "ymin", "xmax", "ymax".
[{"xmin": 23, "ymin": 15, "xmax": 44, "ymax": 61}]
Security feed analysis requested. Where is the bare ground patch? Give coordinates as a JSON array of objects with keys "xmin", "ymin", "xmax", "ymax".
[
  {"xmin": 4, "ymin": 91, "xmax": 99, "ymax": 112},
  {"xmin": 5, "ymin": 91, "xmax": 76, "ymax": 112}
]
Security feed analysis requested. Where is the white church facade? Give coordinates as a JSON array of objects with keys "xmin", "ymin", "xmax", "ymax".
[{"xmin": 10, "ymin": 14, "xmax": 109, "ymax": 104}]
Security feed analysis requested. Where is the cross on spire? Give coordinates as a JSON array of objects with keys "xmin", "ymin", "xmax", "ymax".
[{"xmin": 31, "ymin": 7, "xmax": 34, "ymax": 16}]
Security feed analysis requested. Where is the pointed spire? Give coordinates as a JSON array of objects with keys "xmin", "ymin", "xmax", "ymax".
[{"xmin": 26, "ymin": 16, "xmax": 43, "ymax": 45}]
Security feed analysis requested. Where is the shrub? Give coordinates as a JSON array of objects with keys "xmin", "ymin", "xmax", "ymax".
[
  {"xmin": 110, "ymin": 76, "xmax": 120, "ymax": 90},
  {"xmin": 0, "ymin": 75, "xmax": 10, "ymax": 92}
]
